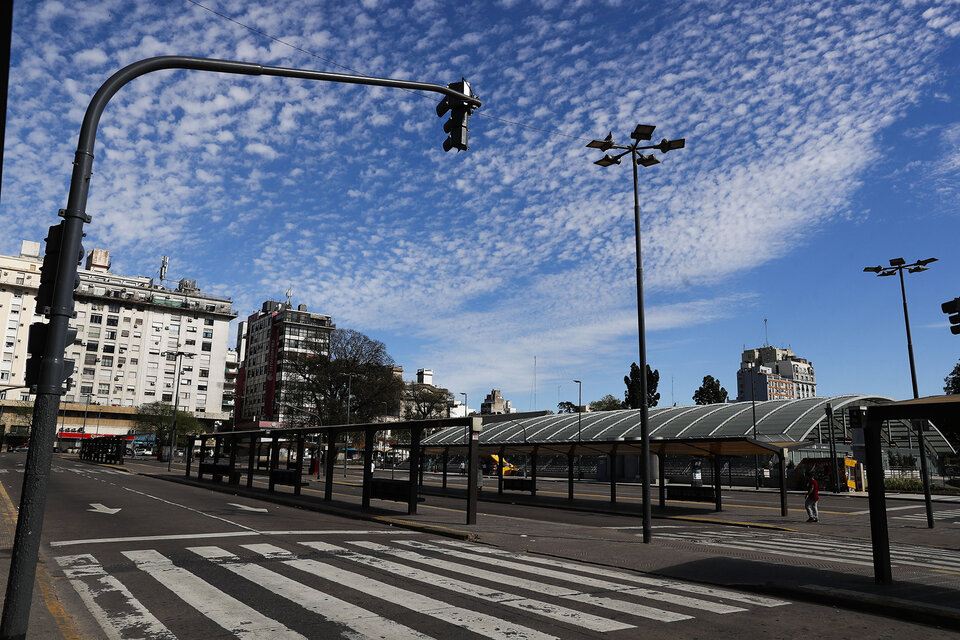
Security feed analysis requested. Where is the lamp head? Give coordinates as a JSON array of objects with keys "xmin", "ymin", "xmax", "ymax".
[
  {"xmin": 630, "ymin": 124, "xmax": 656, "ymax": 141},
  {"xmin": 637, "ymin": 154, "xmax": 660, "ymax": 167},
  {"xmin": 586, "ymin": 132, "xmax": 615, "ymax": 151},
  {"xmin": 889, "ymin": 257, "xmax": 906, "ymax": 267},
  {"xmin": 862, "ymin": 266, "xmax": 883, "ymax": 273},
  {"xmin": 916, "ymin": 257, "xmax": 938, "ymax": 266},
  {"xmin": 595, "ymin": 154, "xmax": 621, "ymax": 167}
]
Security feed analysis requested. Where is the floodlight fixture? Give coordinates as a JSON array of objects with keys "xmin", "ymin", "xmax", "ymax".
[
  {"xmin": 586, "ymin": 132, "xmax": 615, "ymax": 151},
  {"xmin": 908, "ymin": 266, "xmax": 928, "ymax": 273},
  {"xmin": 889, "ymin": 257, "xmax": 906, "ymax": 266},
  {"xmin": 655, "ymin": 137, "xmax": 686, "ymax": 152},
  {"xmin": 878, "ymin": 271, "xmax": 896, "ymax": 277},
  {"xmin": 916, "ymin": 257, "xmax": 938, "ymax": 266},
  {"xmin": 637, "ymin": 154, "xmax": 660, "ymax": 167},
  {"xmin": 630, "ymin": 124, "xmax": 656, "ymax": 141},
  {"xmin": 863, "ymin": 266, "xmax": 884, "ymax": 273},
  {"xmin": 595, "ymin": 154, "xmax": 621, "ymax": 167}
]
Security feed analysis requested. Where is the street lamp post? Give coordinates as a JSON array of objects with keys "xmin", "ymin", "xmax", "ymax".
[
  {"xmin": 573, "ymin": 379, "xmax": 582, "ymax": 480},
  {"xmin": 587, "ymin": 124, "xmax": 685, "ymax": 544},
  {"xmin": 863, "ymin": 256, "xmax": 937, "ymax": 528},
  {"xmin": 748, "ymin": 363, "xmax": 759, "ymax": 489},
  {"xmin": 162, "ymin": 348, "xmax": 193, "ymax": 472},
  {"xmin": 340, "ymin": 372, "xmax": 361, "ymax": 477}
]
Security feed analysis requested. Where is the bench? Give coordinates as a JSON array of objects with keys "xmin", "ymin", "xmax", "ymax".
[
  {"xmin": 370, "ymin": 479, "xmax": 412, "ymax": 502},
  {"xmin": 198, "ymin": 463, "xmax": 241, "ymax": 484},
  {"xmin": 666, "ymin": 485, "xmax": 716, "ymax": 501},
  {"xmin": 270, "ymin": 468, "xmax": 308, "ymax": 487},
  {"xmin": 502, "ymin": 477, "xmax": 535, "ymax": 492}
]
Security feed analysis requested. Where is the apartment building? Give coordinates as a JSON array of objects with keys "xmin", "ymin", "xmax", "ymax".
[
  {"xmin": 736, "ymin": 346, "xmax": 816, "ymax": 402},
  {"xmin": 0, "ymin": 241, "xmax": 235, "ymax": 423}
]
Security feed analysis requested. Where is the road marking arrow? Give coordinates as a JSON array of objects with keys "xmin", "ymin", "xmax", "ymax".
[
  {"xmin": 88, "ymin": 503, "xmax": 121, "ymax": 515},
  {"xmin": 228, "ymin": 503, "xmax": 268, "ymax": 513}
]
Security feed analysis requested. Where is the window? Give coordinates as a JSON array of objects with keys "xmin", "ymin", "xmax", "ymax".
[
  {"xmin": 106, "ymin": 316, "xmax": 119, "ymax": 327},
  {"xmin": 201, "ymin": 342, "xmax": 212, "ymax": 352},
  {"xmin": 105, "ymin": 329, "xmax": 117, "ymax": 340},
  {"xmin": 86, "ymin": 341, "xmax": 99, "ymax": 352},
  {"xmin": 181, "ymin": 378, "xmax": 192, "ymax": 386},
  {"xmin": 130, "ymin": 358, "xmax": 138, "ymax": 365},
  {"xmin": 87, "ymin": 327, "xmax": 101, "ymax": 338},
  {"xmin": 80, "ymin": 384, "xmax": 93, "ymax": 395},
  {"xmin": 196, "ymin": 394, "xmax": 207, "ymax": 404},
  {"xmin": 168, "ymin": 324, "xmax": 180, "ymax": 334},
  {"xmin": 82, "ymin": 368, "xmax": 95, "ymax": 377},
  {"xmin": 199, "ymin": 369, "xmax": 209, "ymax": 378},
  {"xmin": 147, "ymin": 375, "xmax": 157, "ymax": 386},
  {"xmin": 152, "ymin": 323, "xmax": 162, "ymax": 333},
  {"xmin": 185, "ymin": 339, "xmax": 196, "ymax": 346},
  {"xmin": 186, "ymin": 326, "xmax": 197, "ymax": 333},
  {"xmin": 101, "ymin": 356, "xmax": 114, "ymax": 367},
  {"xmin": 166, "ymin": 353, "xmax": 177, "ymax": 362},
  {"xmin": 202, "ymin": 330, "xmax": 213, "ymax": 339},
  {"xmin": 162, "ymin": 393, "xmax": 172, "ymax": 402},
  {"xmin": 90, "ymin": 314, "xmax": 103, "ymax": 324},
  {"xmin": 83, "ymin": 353, "xmax": 98, "ymax": 365},
  {"xmin": 108, "ymin": 304, "xmax": 120, "ymax": 313},
  {"xmin": 121, "ymin": 330, "xmax": 129, "ymax": 337},
  {"xmin": 204, "ymin": 318, "xmax": 214, "ymax": 326},
  {"xmin": 98, "ymin": 383, "xmax": 110, "ymax": 394},
  {"xmin": 102, "ymin": 344, "xmax": 115, "ymax": 353},
  {"xmin": 198, "ymin": 384, "xmax": 207, "ymax": 391}
]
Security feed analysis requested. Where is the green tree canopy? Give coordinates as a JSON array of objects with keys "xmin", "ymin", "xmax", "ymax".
[
  {"xmin": 693, "ymin": 375, "xmax": 728, "ymax": 405},
  {"xmin": 624, "ymin": 362, "xmax": 660, "ymax": 409},
  {"xmin": 589, "ymin": 394, "xmax": 624, "ymax": 412},
  {"xmin": 404, "ymin": 383, "xmax": 453, "ymax": 420},
  {"xmin": 557, "ymin": 401, "xmax": 578, "ymax": 413},
  {"xmin": 285, "ymin": 328, "xmax": 404, "ymax": 431},
  {"xmin": 945, "ymin": 360, "xmax": 960, "ymax": 395},
  {"xmin": 135, "ymin": 401, "xmax": 200, "ymax": 448}
]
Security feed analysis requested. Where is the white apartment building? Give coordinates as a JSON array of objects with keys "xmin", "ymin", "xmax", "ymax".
[
  {"xmin": 0, "ymin": 241, "xmax": 235, "ymax": 421},
  {"xmin": 736, "ymin": 346, "xmax": 816, "ymax": 402}
]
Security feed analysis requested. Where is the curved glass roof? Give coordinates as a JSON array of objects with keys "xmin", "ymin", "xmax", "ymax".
[{"xmin": 422, "ymin": 395, "xmax": 955, "ymax": 455}]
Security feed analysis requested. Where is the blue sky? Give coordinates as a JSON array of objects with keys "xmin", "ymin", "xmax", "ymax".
[{"xmin": 3, "ymin": 0, "xmax": 959, "ymax": 412}]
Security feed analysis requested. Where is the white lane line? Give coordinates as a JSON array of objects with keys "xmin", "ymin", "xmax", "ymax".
[
  {"xmin": 246, "ymin": 544, "xmax": 558, "ymax": 640},
  {"xmin": 347, "ymin": 541, "xmax": 640, "ymax": 629},
  {"xmin": 189, "ymin": 546, "xmax": 434, "ymax": 640},
  {"xmin": 122, "ymin": 549, "xmax": 306, "ymax": 640},
  {"xmin": 431, "ymin": 539, "xmax": 789, "ymax": 608},
  {"xmin": 55, "ymin": 554, "xmax": 176, "ymax": 640},
  {"xmin": 393, "ymin": 540, "xmax": 743, "ymax": 615},
  {"xmin": 51, "ymin": 529, "xmax": 420, "ymax": 547},
  {"xmin": 849, "ymin": 505, "xmax": 925, "ymax": 515}
]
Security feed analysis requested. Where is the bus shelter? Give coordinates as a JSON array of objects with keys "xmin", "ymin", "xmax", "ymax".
[{"xmin": 184, "ymin": 415, "xmax": 485, "ymax": 523}]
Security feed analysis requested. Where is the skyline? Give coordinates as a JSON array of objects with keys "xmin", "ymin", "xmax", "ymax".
[{"xmin": 2, "ymin": 1, "xmax": 960, "ymax": 413}]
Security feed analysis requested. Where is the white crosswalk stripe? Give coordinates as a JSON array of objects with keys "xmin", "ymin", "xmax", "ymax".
[
  {"xmin": 54, "ymin": 534, "xmax": 791, "ymax": 639},
  {"xmin": 895, "ymin": 507, "xmax": 960, "ymax": 522},
  {"xmin": 657, "ymin": 530, "xmax": 960, "ymax": 572}
]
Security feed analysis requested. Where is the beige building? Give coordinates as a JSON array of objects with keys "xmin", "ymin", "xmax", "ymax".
[
  {"xmin": 736, "ymin": 346, "xmax": 816, "ymax": 402},
  {"xmin": 0, "ymin": 241, "xmax": 236, "ymax": 435}
]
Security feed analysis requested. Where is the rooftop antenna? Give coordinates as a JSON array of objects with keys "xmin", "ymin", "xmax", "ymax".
[
  {"xmin": 763, "ymin": 318, "xmax": 769, "ymax": 347},
  {"xmin": 159, "ymin": 256, "xmax": 168, "ymax": 282},
  {"xmin": 285, "ymin": 287, "xmax": 293, "ymax": 308},
  {"xmin": 533, "ymin": 356, "xmax": 537, "ymax": 411}
]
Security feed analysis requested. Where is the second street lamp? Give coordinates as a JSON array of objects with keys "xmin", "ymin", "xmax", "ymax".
[
  {"xmin": 863, "ymin": 256, "xmax": 937, "ymax": 528},
  {"xmin": 587, "ymin": 124, "xmax": 685, "ymax": 544},
  {"xmin": 162, "ymin": 348, "xmax": 194, "ymax": 472}
]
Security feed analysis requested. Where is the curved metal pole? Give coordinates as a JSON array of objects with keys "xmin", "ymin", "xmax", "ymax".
[{"xmin": 1, "ymin": 55, "xmax": 480, "ymax": 639}]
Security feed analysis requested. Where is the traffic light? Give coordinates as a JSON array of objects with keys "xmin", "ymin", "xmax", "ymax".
[
  {"xmin": 36, "ymin": 221, "xmax": 83, "ymax": 318},
  {"xmin": 942, "ymin": 297, "xmax": 960, "ymax": 335},
  {"xmin": 24, "ymin": 322, "xmax": 78, "ymax": 394},
  {"xmin": 436, "ymin": 79, "xmax": 474, "ymax": 152}
]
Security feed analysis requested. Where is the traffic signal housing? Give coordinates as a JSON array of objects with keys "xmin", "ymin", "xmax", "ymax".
[
  {"xmin": 36, "ymin": 221, "xmax": 83, "ymax": 318},
  {"xmin": 24, "ymin": 323, "xmax": 78, "ymax": 394},
  {"xmin": 436, "ymin": 79, "xmax": 474, "ymax": 152},
  {"xmin": 942, "ymin": 297, "xmax": 960, "ymax": 335}
]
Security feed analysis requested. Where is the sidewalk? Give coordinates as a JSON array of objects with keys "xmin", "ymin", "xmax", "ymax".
[{"xmin": 135, "ymin": 464, "xmax": 960, "ymax": 630}]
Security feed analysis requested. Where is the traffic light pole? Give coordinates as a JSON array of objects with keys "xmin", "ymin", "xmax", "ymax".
[{"xmin": 0, "ymin": 55, "xmax": 480, "ymax": 640}]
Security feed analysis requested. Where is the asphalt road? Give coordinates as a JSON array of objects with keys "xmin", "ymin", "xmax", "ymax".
[{"xmin": 0, "ymin": 454, "xmax": 952, "ymax": 639}]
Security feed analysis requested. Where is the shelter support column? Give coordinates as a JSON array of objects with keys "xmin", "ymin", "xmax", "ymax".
[
  {"xmin": 865, "ymin": 411, "xmax": 892, "ymax": 584},
  {"xmin": 293, "ymin": 434, "xmax": 305, "ymax": 496},
  {"xmin": 567, "ymin": 448, "xmax": 575, "ymax": 501},
  {"xmin": 408, "ymin": 426, "xmax": 422, "ymax": 515},
  {"xmin": 530, "ymin": 446, "xmax": 538, "ymax": 497},
  {"xmin": 658, "ymin": 452, "xmax": 666, "ymax": 509},
  {"xmin": 442, "ymin": 447, "xmax": 449, "ymax": 490},
  {"xmin": 362, "ymin": 427, "xmax": 374, "ymax": 509},
  {"xmin": 498, "ymin": 446, "xmax": 505, "ymax": 495},
  {"xmin": 228, "ymin": 435, "xmax": 238, "ymax": 477},
  {"xmin": 197, "ymin": 439, "xmax": 207, "ymax": 480},
  {"xmin": 246, "ymin": 434, "xmax": 256, "ymax": 487},
  {"xmin": 184, "ymin": 436, "xmax": 194, "ymax": 478},
  {"xmin": 466, "ymin": 417, "xmax": 481, "ymax": 525},
  {"xmin": 268, "ymin": 435, "xmax": 280, "ymax": 492},
  {"xmin": 778, "ymin": 448, "xmax": 788, "ymax": 516},
  {"xmin": 713, "ymin": 455, "xmax": 722, "ymax": 512},
  {"xmin": 610, "ymin": 445, "xmax": 618, "ymax": 504},
  {"xmin": 324, "ymin": 431, "xmax": 336, "ymax": 501}
]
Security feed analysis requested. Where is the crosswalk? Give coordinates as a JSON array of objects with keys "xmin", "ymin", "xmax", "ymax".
[
  {"xmin": 54, "ymin": 533, "xmax": 788, "ymax": 639},
  {"xmin": 657, "ymin": 529, "xmax": 960, "ymax": 573}
]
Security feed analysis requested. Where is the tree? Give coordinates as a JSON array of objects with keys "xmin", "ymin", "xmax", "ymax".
[
  {"xmin": 623, "ymin": 362, "xmax": 660, "ymax": 409},
  {"xmin": 285, "ymin": 328, "xmax": 404, "ymax": 431},
  {"xmin": 693, "ymin": 375, "xmax": 728, "ymax": 405},
  {"xmin": 135, "ymin": 401, "xmax": 200, "ymax": 449},
  {"xmin": 945, "ymin": 360, "xmax": 960, "ymax": 395},
  {"xmin": 557, "ymin": 401, "xmax": 578, "ymax": 413},
  {"xmin": 589, "ymin": 394, "xmax": 624, "ymax": 412},
  {"xmin": 404, "ymin": 383, "xmax": 453, "ymax": 420}
]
